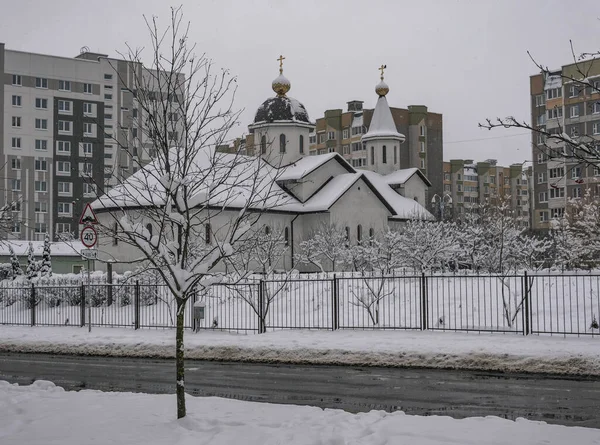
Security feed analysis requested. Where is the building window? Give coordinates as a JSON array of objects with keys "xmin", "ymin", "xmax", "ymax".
[
  {"xmin": 11, "ymin": 179, "xmax": 21, "ymax": 191},
  {"xmin": 357, "ymin": 224, "xmax": 362, "ymax": 242},
  {"xmin": 537, "ymin": 114, "xmax": 546, "ymax": 126},
  {"xmin": 82, "ymin": 143, "xmax": 93, "ymax": 156},
  {"xmin": 12, "ymin": 116, "xmax": 21, "ymax": 128},
  {"xmin": 84, "ymin": 122, "xmax": 94, "ymax": 136},
  {"xmin": 11, "ymin": 158, "xmax": 21, "ymax": 170},
  {"xmin": 35, "ymin": 139, "xmax": 47, "ymax": 151},
  {"xmin": 83, "ymin": 103, "xmax": 93, "ymax": 115},
  {"xmin": 56, "ymin": 223, "xmax": 70, "ymax": 234},
  {"xmin": 593, "ymin": 122, "xmax": 600, "ymax": 135},
  {"xmin": 535, "ymin": 94, "xmax": 545, "ymax": 107},
  {"xmin": 35, "ymin": 181, "xmax": 47, "ymax": 192},
  {"xmin": 35, "ymin": 77, "xmax": 48, "ymax": 89},
  {"xmin": 205, "ymin": 224, "xmax": 211, "ymax": 244},
  {"xmin": 57, "ymin": 182, "xmax": 71, "ymax": 195},
  {"xmin": 58, "ymin": 80, "xmax": 71, "ymax": 91},
  {"xmin": 104, "ymin": 94, "xmax": 112, "ymax": 100},
  {"xmin": 12, "ymin": 74, "xmax": 21, "ymax": 86},
  {"xmin": 549, "ymin": 187, "xmax": 565, "ymax": 199},
  {"xmin": 549, "ymin": 167, "xmax": 564, "ymax": 179},
  {"xmin": 11, "ymin": 222, "xmax": 20, "ymax": 234},
  {"xmin": 35, "ymin": 118, "xmax": 48, "ymax": 130},
  {"xmin": 539, "ymin": 192, "xmax": 548, "ymax": 203},
  {"xmin": 328, "ymin": 131, "xmax": 335, "ymax": 141},
  {"xmin": 56, "ymin": 161, "xmax": 71, "ymax": 175},
  {"xmin": 104, "ymin": 73, "xmax": 113, "ymax": 80},
  {"xmin": 592, "ymin": 102, "xmax": 600, "ymax": 114},
  {"xmin": 35, "ymin": 223, "xmax": 48, "ymax": 234},
  {"xmin": 573, "ymin": 187, "xmax": 582, "ymax": 198},
  {"xmin": 35, "ymin": 98, "xmax": 48, "ymax": 109},
  {"xmin": 11, "ymin": 137, "xmax": 21, "ymax": 148},
  {"xmin": 279, "ymin": 134, "xmax": 286, "ymax": 153},
  {"xmin": 58, "ymin": 120, "xmax": 72, "ymax": 134},
  {"xmin": 35, "ymin": 202, "xmax": 48, "ymax": 213},
  {"xmin": 34, "ymin": 159, "xmax": 47, "ymax": 171},
  {"xmin": 58, "ymin": 100, "xmax": 72, "ymax": 113},
  {"xmin": 343, "ymin": 145, "xmax": 350, "ymax": 155},
  {"xmin": 260, "ymin": 135, "xmax": 266, "ymax": 155},
  {"xmin": 84, "ymin": 83, "xmax": 93, "ymax": 94},
  {"xmin": 82, "ymin": 163, "xmax": 93, "ymax": 176},
  {"xmin": 343, "ymin": 129, "xmax": 349, "ymax": 139},
  {"xmin": 568, "ymin": 85, "xmax": 581, "ymax": 98},
  {"xmin": 284, "ymin": 227, "xmax": 289, "ymax": 246},
  {"xmin": 56, "ymin": 141, "xmax": 71, "ymax": 154},
  {"xmin": 299, "ymin": 134, "xmax": 304, "ymax": 154},
  {"xmin": 83, "ymin": 183, "xmax": 96, "ymax": 197},
  {"xmin": 570, "ymin": 105, "xmax": 579, "ymax": 118},
  {"xmin": 12, "ymin": 95, "xmax": 21, "ymax": 106},
  {"xmin": 420, "ymin": 141, "xmax": 426, "ymax": 152},
  {"xmin": 546, "ymin": 88, "xmax": 562, "ymax": 100},
  {"xmin": 420, "ymin": 158, "xmax": 425, "ymax": 169},
  {"xmin": 382, "ymin": 145, "xmax": 387, "ymax": 164},
  {"xmin": 394, "ymin": 146, "xmax": 397, "ymax": 164},
  {"xmin": 371, "ymin": 146, "xmax": 374, "ymax": 165},
  {"xmin": 571, "ymin": 166, "xmax": 582, "ymax": 179},
  {"xmin": 57, "ymin": 202, "xmax": 72, "ymax": 216},
  {"xmin": 551, "ymin": 208, "xmax": 565, "ymax": 219},
  {"xmin": 537, "ymin": 172, "xmax": 547, "ymax": 183}
]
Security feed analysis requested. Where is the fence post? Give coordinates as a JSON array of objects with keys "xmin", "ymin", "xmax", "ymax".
[
  {"xmin": 523, "ymin": 271, "xmax": 530, "ymax": 336},
  {"xmin": 30, "ymin": 283, "xmax": 36, "ymax": 327},
  {"xmin": 258, "ymin": 280, "xmax": 265, "ymax": 334},
  {"xmin": 80, "ymin": 284, "xmax": 86, "ymax": 327},
  {"xmin": 106, "ymin": 263, "xmax": 113, "ymax": 306},
  {"xmin": 134, "ymin": 280, "xmax": 140, "ymax": 330},
  {"xmin": 331, "ymin": 274, "xmax": 339, "ymax": 330},
  {"xmin": 420, "ymin": 272, "xmax": 428, "ymax": 330}
]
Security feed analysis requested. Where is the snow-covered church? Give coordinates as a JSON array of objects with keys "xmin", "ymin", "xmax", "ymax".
[{"xmin": 92, "ymin": 64, "xmax": 432, "ymax": 273}]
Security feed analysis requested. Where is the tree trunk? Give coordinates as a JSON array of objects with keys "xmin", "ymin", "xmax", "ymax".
[{"xmin": 176, "ymin": 297, "xmax": 186, "ymax": 419}]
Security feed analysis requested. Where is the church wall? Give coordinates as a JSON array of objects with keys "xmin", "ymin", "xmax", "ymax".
[
  {"xmin": 401, "ymin": 175, "xmax": 427, "ymax": 208},
  {"xmin": 329, "ymin": 177, "xmax": 391, "ymax": 244}
]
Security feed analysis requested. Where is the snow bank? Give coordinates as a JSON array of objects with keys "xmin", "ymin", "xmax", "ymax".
[
  {"xmin": 0, "ymin": 327, "xmax": 598, "ymax": 376},
  {"xmin": 1, "ymin": 380, "xmax": 598, "ymax": 445}
]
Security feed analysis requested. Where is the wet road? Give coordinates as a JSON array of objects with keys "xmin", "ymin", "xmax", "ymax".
[{"xmin": 0, "ymin": 353, "xmax": 599, "ymax": 428}]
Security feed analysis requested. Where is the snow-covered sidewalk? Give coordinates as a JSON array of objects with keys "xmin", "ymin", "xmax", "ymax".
[
  {"xmin": 1, "ymin": 380, "xmax": 598, "ymax": 444},
  {"xmin": 0, "ymin": 326, "xmax": 598, "ymax": 375}
]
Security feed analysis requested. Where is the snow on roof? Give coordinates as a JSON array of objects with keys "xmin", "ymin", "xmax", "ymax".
[
  {"xmin": 277, "ymin": 153, "xmax": 349, "ymax": 181},
  {"xmin": 351, "ymin": 114, "xmax": 363, "ymax": 127},
  {"xmin": 293, "ymin": 173, "xmax": 361, "ymax": 212},
  {"xmin": 544, "ymin": 74, "xmax": 562, "ymax": 90},
  {"xmin": 92, "ymin": 146, "xmax": 297, "ymax": 212},
  {"xmin": 0, "ymin": 240, "xmax": 85, "ymax": 257},
  {"xmin": 361, "ymin": 96, "xmax": 405, "ymax": 142},
  {"xmin": 362, "ymin": 170, "xmax": 434, "ymax": 220},
  {"xmin": 383, "ymin": 168, "xmax": 432, "ymax": 187}
]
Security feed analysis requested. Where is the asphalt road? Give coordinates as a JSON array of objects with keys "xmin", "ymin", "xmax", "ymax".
[{"xmin": 0, "ymin": 353, "xmax": 599, "ymax": 428}]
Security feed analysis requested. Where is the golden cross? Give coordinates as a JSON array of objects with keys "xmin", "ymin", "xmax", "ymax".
[
  {"xmin": 277, "ymin": 55, "xmax": 286, "ymax": 74},
  {"xmin": 379, "ymin": 64, "xmax": 386, "ymax": 80}
]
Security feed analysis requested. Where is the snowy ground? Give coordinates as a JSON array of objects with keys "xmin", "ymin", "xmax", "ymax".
[
  {"xmin": 0, "ymin": 380, "xmax": 598, "ymax": 445},
  {"xmin": 0, "ymin": 326, "xmax": 598, "ymax": 375}
]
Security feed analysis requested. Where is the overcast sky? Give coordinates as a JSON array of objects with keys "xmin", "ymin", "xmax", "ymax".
[{"xmin": 2, "ymin": 0, "xmax": 599, "ymax": 166}]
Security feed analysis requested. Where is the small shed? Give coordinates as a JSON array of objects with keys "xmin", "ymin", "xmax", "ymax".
[{"xmin": 0, "ymin": 241, "xmax": 92, "ymax": 275}]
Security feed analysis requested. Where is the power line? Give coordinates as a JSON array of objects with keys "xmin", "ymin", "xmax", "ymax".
[{"xmin": 445, "ymin": 132, "xmax": 531, "ymax": 145}]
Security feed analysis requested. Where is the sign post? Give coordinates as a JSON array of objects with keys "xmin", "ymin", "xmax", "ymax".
[{"xmin": 79, "ymin": 204, "xmax": 98, "ymax": 333}]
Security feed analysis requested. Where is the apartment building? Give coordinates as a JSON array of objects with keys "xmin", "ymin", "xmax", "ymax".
[
  {"xmin": 308, "ymin": 101, "xmax": 443, "ymax": 209},
  {"xmin": 442, "ymin": 159, "xmax": 532, "ymax": 226},
  {"xmin": 0, "ymin": 43, "xmax": 161, "ymax": 241},
  {"xmin": 530, "ymin": 58, "xmax": 600, "ymax": 230}
]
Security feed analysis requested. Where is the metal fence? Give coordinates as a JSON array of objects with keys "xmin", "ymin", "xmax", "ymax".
[{"xmin": 0, "ymin": 272, "xmax": 599, "ymax": 337}]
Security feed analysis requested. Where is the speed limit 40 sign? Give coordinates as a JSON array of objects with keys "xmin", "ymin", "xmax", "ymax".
[{"xmin": 80, "ymin": 225, "xmax": 98, "ymax": 248}]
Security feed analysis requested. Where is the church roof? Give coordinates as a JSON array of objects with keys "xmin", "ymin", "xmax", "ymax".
[
  {"xmin": 361, "ymin": 95, "xmax": 405, "ymax": 142},
  {"xmin": 383, "ymin": 168, "xmax": 432, "ymax": 187},
  {"xmin": 277, "ymin": 152, "xmax": 353, "ymax": 181},
  {"xmin": 253, "ymin": 96, "xmax": 311, "ymax": 124}
]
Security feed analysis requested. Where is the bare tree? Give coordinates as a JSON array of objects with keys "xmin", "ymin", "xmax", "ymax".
[
  {"xmin": 91, "ymin": 7, "xmax": 285, "ymax": 418},
  {"xmin": 295, "ymin": 222, "xmax": 349, "ymax": 272}
]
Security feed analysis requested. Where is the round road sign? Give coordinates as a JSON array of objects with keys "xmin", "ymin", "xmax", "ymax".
[{"xmin": 81, "ymin": 225, "xmax": 98, "ymax": 248}]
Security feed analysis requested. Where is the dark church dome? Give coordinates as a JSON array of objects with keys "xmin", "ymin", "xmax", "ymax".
[{"xmin": 254, "ymin": 96, "xmax": 310, "ymax": 124}]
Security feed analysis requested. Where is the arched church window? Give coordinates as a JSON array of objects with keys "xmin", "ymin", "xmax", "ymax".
[
  {"xmin": 279, "ymin": 134, "xmax": 286, "ymax": 153},
  {"xmin": 382, "ymin": 146, "xmax": 387, "ymax": 164},
  {"xmin": 371, "ymin": 147, "xmax": 375, "ymax": 165},
  {"xmin": 146, "ymin": 223, "xmax": 153, "ymax": 238},
  {"xmin": 261, "ymin": 135, "xmax": 267, "ymax": 155},
  {"xmin": 265, "ymin": 226, "xmax": 271, "ymax": 235},
  {"xmin": 369, "ymin": 228, "xmax": 374, "ymax": 239},
  {"xmin": 394, "ymin": 146, "xmax": 397, "ymax": 164},
  {"xmin": 345, "ymin": 226, "xmax": 350, "ymax": 244},
  {"xmin": 113, "ymin": 222, "xmax": 118, "ymax": 246},
  {"xmin": 299, "ymin": 135, "xmax": 304, "ymax": 154},
  {"xmin": 205, "ymin": 223, "xmax": 212, "ymax": 244},
  {"xmin": 284, "ymin": 227, "xmax": 289, "ymax": 246},
  {"xmin": 357, "ymin": 224, "xmax": 362, "ymax": 242}
]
